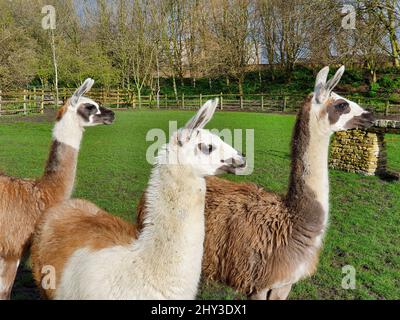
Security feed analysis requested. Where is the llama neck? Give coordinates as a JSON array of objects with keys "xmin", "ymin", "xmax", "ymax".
[
  {"xmin": 286, "ymin": 97, "xmax": 331, "ymax": 242},
  {"xmin": 136, "ymin": 161, "xmax": 206, "ymax": 295},
  {"xmin": 52, "ymin": 112, "xmax": 83, "ymax": 150},
  {"xmin": 37, "ymin": 114, "xmax": 82, "ymax": 207}
]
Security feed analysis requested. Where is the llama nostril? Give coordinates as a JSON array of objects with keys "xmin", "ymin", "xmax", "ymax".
[
  {"xmin": 238, "ymin": 158, "xmax": 246, "ymax": 168},
  {"xmin": 232, "ymin": 157, "xmax": 246, "ymax": 168},
  {"xmin": 223, "ymin": 157, "xmax": 246, "ymax": 168},
  {"xmin": 362, "ymin": 112, "xmax": 375, "ymax": 126},
  {"xmin": 364, "ymin": 112, "xmax": 374, "ymax": 121},
  {"xmin": 102, "ymin": 110, "xmax": 115, "ymax": 124}
]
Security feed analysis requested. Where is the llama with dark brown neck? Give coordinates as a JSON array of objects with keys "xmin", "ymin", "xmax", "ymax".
[
  {"xmin": 0, "ymin": 79, "xmax": 115, "ymax": 300},
  {"xmin": 136, "ymin": 66, "xmax": 374, "ymax": 299}
]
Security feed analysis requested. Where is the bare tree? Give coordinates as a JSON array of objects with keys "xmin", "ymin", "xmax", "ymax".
[
  {"xmin": 355, "ymin": 6, "xmax": 387, "ymax": 83},
  {"xmin": 363, "ymin": 0, "xmax": 400, "ymax": 67},
  {"xmin": 207, "ymin": 0, "xmax": 253, "ymax": 97},
  {"xmin": 0, "ymin": 0, "xmax": 38, "ymax": 89},
  {"xmin": 257, "ymin": 0, "xmax": 277, "ymax": 78},
  {"xmin": 130, "ymin": 0, "xmax": 157, "ymax": 108},
  {"xmin": 268, "ymin": 0, "xmax": 320, "ymax": 78},
  {"xmin": 157, "ymin": 0, "xmax": 189, "ymax": 102}
]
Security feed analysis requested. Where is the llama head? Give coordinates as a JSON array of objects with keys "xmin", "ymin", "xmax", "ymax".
[
  {"xmin": 165, "ymin": 99, "xmax": 246, "ymax": 177},
  {"xmin": 311, "ymin": 66, "xmax": 374, "ymax": 133},
  {"xmin": 56, "ymin": 78, "xmax": 115, "ymax": 127}
]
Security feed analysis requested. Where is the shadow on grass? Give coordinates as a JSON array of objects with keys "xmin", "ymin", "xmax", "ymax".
[
  {"xmin": 377, "ymin": 170, "xmax": 400, "ymax": 182},
  {"xmin": 11, "ymin": 257, "xmax": 41, "ymax": 300}
]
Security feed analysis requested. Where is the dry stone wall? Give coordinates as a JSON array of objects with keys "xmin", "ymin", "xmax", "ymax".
[
  {"xmin": 329, "ymin": 120, "xmax": 400, "ymax": 176},
  {"xmin": 329, "ymin": 130, "xmax": 386, "ymax": 175}
]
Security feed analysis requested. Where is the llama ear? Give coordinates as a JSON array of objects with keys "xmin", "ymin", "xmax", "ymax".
[
  {"xmin": 326, "ymin": 65, "xmax": 345, "ymax": 93},
  {"xmin": 171, "ymin": 129, "xmax": 185, "ymax": 147},
  {"xmin": 70, "ymin": 78, "xmax": 95, "ymax": 108},
  {"xmin": 184, "ymin": 98, "xmax": 218, "ymax": 131},
  {"xmin": 314, "ymin": 66, "xmax": 330, "ymax": 104}
]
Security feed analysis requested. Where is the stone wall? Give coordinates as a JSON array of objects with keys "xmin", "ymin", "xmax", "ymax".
[{"xmin": 329, "ymin": 130, "xmax": 386, "ymax": 175}]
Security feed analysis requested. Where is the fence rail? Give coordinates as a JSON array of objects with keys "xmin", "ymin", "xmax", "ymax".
[{"xmin": 0, "ymin": 88, "xmax": 399, "ymax": 116}]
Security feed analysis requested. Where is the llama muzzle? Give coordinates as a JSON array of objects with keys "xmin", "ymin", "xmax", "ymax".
[
  {"xmin": 219, "ymin": 155, "xmax": 246, "ymax": 174},
  {"xmin": 346, "ymin": 111, "xmax": 375, "ymax": 129},
  {"xmin": 97, "ymin": 107, "xmax": 115, "ymax": 125}
]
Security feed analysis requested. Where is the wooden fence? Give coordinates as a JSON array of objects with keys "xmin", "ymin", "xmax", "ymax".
[{"xmin": 1, "ymin": 88, "xmax": 400, "ymax": 116}]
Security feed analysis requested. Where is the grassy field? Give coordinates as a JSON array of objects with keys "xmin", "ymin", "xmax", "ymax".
[{"xmin": 0, "ymin": 110, "xmax": 399, "ymax": 300}]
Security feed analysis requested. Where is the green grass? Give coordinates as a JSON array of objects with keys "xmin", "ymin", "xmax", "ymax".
[{"xmin": 0, "ymin": 110, "xmax": 399, "ymax": 300}]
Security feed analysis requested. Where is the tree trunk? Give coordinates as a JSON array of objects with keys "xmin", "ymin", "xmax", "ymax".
[
  {"xmin": 137, "ymin": 88, "xmax": 142, "ymax": 108},
  {"xmin": 156, "ymin": 55, "xmax": 160, "ymax": 109},
  {"xmin": 172, "ymin": 74, "xmax": 178, "ymax": 103},
  {"xmin": 372, "ymin": 70, "xmax": 377, "ymax": 83},
  {"xmin": 254, "ymin": 40, "xmax": 262, "ymax": 85},
  {"xmin": 285, "ymin": 61, "xmax": 295, "ymax": 83},
  {"xmin": 389, "ymin": 32, "xmax": 400, "ymax": 67},
  {"xmin": 387, "ymin": 1, "xmax": 400, "ymax": 68},
  {"xmin": 238, "ymin": 76, "xmax": 244, "ymax": 97},
  {"xmin": 50, "ymin": 29, "xmax": 59, "ymax": 108},
  {"xmin": 367, "ymin": 60, "xmax": 377, "ymax": 84},
  {"xmin": 269, "ymin": 64, "xmax": 275, "ymax": 81}
]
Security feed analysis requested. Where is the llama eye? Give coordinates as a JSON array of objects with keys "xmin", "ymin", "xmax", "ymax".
[
  {"xmin": 86, "ymin": 104, "xmax": 96, "ymax": 111},
  {"xmin": 334, "ymin": 102, "xmax": 348, "ymax": 112},
  {"xmin": 198, "ymin": 143, "xmax": 215, "ymax": 155}
]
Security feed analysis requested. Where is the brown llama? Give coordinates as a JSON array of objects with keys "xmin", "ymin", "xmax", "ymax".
[
  {"xmin": 0, "ymin": 79, "xmax": 114, "ymax": 299},
  {"xmin": 136, "ymin": 66, "xmax": 374, "ymax": 299}
]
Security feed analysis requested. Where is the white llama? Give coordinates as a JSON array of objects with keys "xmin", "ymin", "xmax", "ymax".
[{"xmin": 31, "ymin": 99, "xmax": 246, "ymax": 299}]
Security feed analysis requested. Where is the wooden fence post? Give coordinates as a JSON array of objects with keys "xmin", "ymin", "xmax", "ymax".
[
  {"xmin": 165, "ymin": 94, "xmax": 168, "ymax": 109},
  {"xmin": 199, "ymin": 93, "xmax": 202, "ymax": 108},
  {"xmin": 33, "ymin": 87, "xmax": 37, "ymax": 112},
  {"xmin": 240, "ymin": 94, "xmax": 243, "ymax": 109},
  {"xmin": 102, "ymin": 88, "xmax": 106, "ymax": 105},
  {"xmin": 181, "ymin": 93, "xmax": 185, "ymax": 109},
  {"xmin": 117, "ymin": 87, "xmax": 120, "ymax": 108},
  {"xmin": 132, "ymin": 94, "xmax": 136, "ymax": 109},
  {"xmin": 23, "ymin": 89, "xmax": 27, "ymax": 115},
  {"xmin": 63, "ymin": 88, "xmax": 67, "ymax": 104},
  {"xmin": 385, "ymin": 100, "xmax": 390, "ymax": 116},
  {"xmin": 41, "ymin": 88, "xmax": 45, "ymax": 114},
  {"xmin": 220, "ymin": 92, "xmax": 223, "ymax": 110},
  {"xmin": 283, "ymin": 95, "xmax": 287, "ymax": 112},
  {"xmin": 261, "ymin": 95, "xmax": 264, "ymax": 111}
]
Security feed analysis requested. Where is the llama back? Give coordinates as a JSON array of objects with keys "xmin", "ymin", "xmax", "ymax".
[
  {"xmin": 31, "ymin": 198, "xmax": 138, "ymax": 299},
  {"xmin": 0, "ymin": 177, "xmax": 45, "ymax": 257},
  {"xmin": 202, "ymin": 177, "xmax": 295, "ymax": 293}
]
